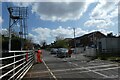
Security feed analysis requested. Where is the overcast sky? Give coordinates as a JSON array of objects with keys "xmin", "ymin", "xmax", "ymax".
[{"xmin": 1, "ymin": 0, "xmax": 119, "ymax": 44}]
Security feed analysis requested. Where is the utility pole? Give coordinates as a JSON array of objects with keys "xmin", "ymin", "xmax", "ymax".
[{"xmin": 73, "ymin": 28, "xmax": 76, "ymax": 54}]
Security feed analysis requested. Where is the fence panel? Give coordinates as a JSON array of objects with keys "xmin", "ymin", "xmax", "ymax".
[{"xmin": 0, "ymin": 50, "xmax": 34, "ymax": 80}]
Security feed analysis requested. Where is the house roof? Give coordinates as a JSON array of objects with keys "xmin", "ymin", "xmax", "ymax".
[{"xmin": 75, "ymin": 31, "xmax": 106, "ymax": 39}]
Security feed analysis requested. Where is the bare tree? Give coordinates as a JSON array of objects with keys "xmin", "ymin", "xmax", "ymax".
[
  {"xmin": 40, "ymin": 40, "xmax": 47, "ymax": 49},
  {"xmin": 55, "ymin": 34, "xmax": 64, "ymax": 41},
  {"xmin": 24, "ymin": 36, "xmax": 34, "ymax": 50}
]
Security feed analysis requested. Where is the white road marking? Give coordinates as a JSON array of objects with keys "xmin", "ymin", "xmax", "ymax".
[
  {"xmin": 45, "ymin": 53, "xmax": 119, "ymax": 78},
  {"xmin": 70, "ymin": 62, "xmax": 118, "ymax": 70},
  {"xmin": 68, "ymin": 61, "xmax": 118, "ymax": 78},
  {"xmin": 42, "ymin": 59, "xmax": 57, "ymax": 80},
  {"xmin": 87, "ymin": 69, "xmax": 109, "ymax": 77},
  {"xmin": 41, "ymin": 65, "xmax": 119, "ymax": 74},
  {"xmin": 27, "ymin": 70, "xmax": 49, "ymax": 74},
  {"xmin": 52, "ymin": 66, "xmax": 120, "ymax": 78},
  {"xmin": 94, "ymin": 66, "xmax": 119, "ymax": 72}
]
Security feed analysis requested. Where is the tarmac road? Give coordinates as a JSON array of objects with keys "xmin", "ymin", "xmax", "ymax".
[{"xmin": 23, "ymin": 50, "xmax": 120, "ymax": 80}]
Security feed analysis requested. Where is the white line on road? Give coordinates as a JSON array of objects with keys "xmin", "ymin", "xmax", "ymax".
[
  {"xmin": 49, "ymin": 66, "xmax": 120, "ymax": 74},
  {"xmin": 53, "ymin": 67, "xmax": 119, "ymax": 78},
  {"xmin": 42, "ymin": 59, "xmax": 58, "ymax": 80},
  {"xmin": 94, "ymin": 66, "xmax": 120, "ymax": 72},
  {"xmin": 69, "ymin": 62, "xmax": 118, "ymax": 70},
  {"xmin": 68, "ymin": 61, "xmax": 118, "ymax": 78},
  {"xmin": 27, "ymin": 70, "xmax": 49, "ymax": 74},
  {"xmin": 26, "ymin": 66, "xmax": 119, "ymax": 77},
  {"xmin": 87, "ymin": 68, "xmax": 109, "ymax": 78}
]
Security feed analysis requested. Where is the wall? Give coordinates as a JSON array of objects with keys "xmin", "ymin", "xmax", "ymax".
[
  {"xmin": 76, "ymin": 47, "xmax": 85, "ymax": 54},
  {"xmin": 99, "ymin": 38, "xmax": 120, "ymax": 53},
  {"xmin": 85, "ymin": 47, "xmax": 96, "ymax": 57},
  {"xmin": 75, "ymin": 47, "xmax": 96, "ymax": 57}
]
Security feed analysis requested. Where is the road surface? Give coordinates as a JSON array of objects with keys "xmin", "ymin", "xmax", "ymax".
[{"xmin": 23, "ymin": 50, "xmax": 120, "ymax": 80}]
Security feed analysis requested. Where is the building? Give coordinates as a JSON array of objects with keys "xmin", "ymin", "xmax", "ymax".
[
  {"xmin": 97, "ymin": 37, "xmax": 120, "ymax": 54},
  {"xmin": 69, "ymin": 31, "xmax": 106, "ymax": 48}
]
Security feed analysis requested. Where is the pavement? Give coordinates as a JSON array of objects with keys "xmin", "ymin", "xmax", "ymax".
[{"xmin": 23, "ymin": 50, "xmax": 120, "ymax": 80}]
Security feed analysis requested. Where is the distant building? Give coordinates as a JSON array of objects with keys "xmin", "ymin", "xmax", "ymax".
[
  {"xmin": 69, "ymin": 31, "xmax": 106, "ymax": 48},
  {"xmin": 97, "ymin": 37, "xmax": 120, "ymax": 53}
]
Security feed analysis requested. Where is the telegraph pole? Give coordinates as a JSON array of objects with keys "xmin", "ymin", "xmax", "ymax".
[{"xmin": 73, "ymin": 28, "xmax": 76, "ymax": 54}]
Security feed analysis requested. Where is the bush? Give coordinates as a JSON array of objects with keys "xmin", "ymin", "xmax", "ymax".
[{"xmin": 96, "ymin": 52, "xmax": 120, "ymax": 61}]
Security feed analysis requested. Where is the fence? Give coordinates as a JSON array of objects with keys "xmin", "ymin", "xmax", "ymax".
[
  {"xmin": 0, "ymin": 50, "xmax": 34, "ymax": 80},
  {"xmin": 85, "ymin": 47, "xmax": 96, "ymax": 57}
]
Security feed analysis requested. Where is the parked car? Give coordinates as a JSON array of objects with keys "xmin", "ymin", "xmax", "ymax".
[
  {"xmin": 57, "ymin": 48, "xmax": 69, "ymax": 58},
  {"xmin": 50, "ymin": 48, "xmax": 58, "ymax": 54},
  {"xmin": 71, "ymin": 48, "xmax": 75, "ymax": 54}
]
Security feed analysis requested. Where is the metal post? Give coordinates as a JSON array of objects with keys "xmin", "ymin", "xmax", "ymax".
[
  {"xmin": 73, "ymin": 28, "xmax": 76, "ymax": 54},
  {"xmin": 118, "ymin": 8, "xmax": 120, "ymax": 36},
  {"xmin": 13, "ymin": 52, "xmax": 15, "ymax": 80},
  {"xmin": 20, "ymin": 19, "xmax": 23, "ymax": 50},
  {"xmin": 9, "ymin": 17, "xmax": 11, "ymax": 51},
  {"xmin": 118, "ymin": 3, "xmax": 120, "ymax": 79},
  {"xmin": 93, "ymin": 32, "xmax": 94, "ymax": 46}
]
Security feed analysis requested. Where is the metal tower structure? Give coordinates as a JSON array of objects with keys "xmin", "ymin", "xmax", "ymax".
[{"xmin": 8, "ymin": 7, "xmax": 28, "ymax": 51}]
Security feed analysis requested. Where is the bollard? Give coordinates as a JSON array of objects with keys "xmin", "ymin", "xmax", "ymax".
[{"xmin": 26, "ymin": 52, "xmax": 28, "ymax": 62}]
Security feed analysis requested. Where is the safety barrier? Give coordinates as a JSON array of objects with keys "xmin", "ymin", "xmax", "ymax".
[{"xmin": 0, "ymin": 50, "xmax": 34, "ymax": 80}]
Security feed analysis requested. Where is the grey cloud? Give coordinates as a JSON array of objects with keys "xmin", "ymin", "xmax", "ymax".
[
  {"xmin": 91, "ymin": 1, "xmax": 118, "ymax": 19},
  {"xmin": 12, "ymin": 2, "xmax": 34, "ymax": 7},
  {"xmin": 85, "ymin": 0, "xmax": 118, "ymax": 29},
  {"xmin": 0, "ymin": 16, "xmax": 3, "ymax": 25},
  {"xmin": 32, "ymin": 2, "xmax": 89, "ymax": 21},
  {"xmin": 84, "ymin": 19, "xmax": 114, "ymax": 29}
]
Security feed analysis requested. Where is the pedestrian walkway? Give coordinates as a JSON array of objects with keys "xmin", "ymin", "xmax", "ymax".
[{"xmin": 23, "ymin": 62, "xmax": 52, "ymax": 79}]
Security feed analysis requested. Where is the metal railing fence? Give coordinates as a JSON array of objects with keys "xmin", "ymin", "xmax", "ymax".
[{"xmin": 0, "ymin": 50, "xmax": 34, "ymax": 80}]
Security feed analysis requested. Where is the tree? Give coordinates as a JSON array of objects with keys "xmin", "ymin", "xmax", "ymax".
[
  {"xmin": 107, "ymin": 33, "xmax": 113, "ymax": 37},
  {"xmin": 40, "ymin": 40, "xmax": 47, "ymax": 49},
  {"xmin": 24, "ymin": 36, "xmax": 34, "ymax": 50},
  {"xmin": 55, "ymin": 34, "xmax": 64, "ymax": 41},
  {"xmin": 33, "ymin": 43, "xmax": 40, "ymax": 49},
  {"xmin": 53, "ymin": 35, "xmax": 68, "ymax": 48},
  {"xmin": 1, "ymin": 28, "xmax": 35, "ymax": 50},
  {"xmin": 54, "ymin": 39, "xmax": 69, "ymax": 48}
]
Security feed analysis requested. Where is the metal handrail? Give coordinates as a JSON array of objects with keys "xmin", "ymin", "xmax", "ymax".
[
  {"xmin": 9, "ymin": 57, "xmax": 33, "ymax": 80},
  {"xmin": 0, "ymin": 58, "xmax": 25, "ymax": 70},
  {"xmin": 0, "ymin": 54, "xmax": 26, "ymax": 60},
  {"xmin": 0, "ymin": 50, "xmax": 34, "ymax": 80}
]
